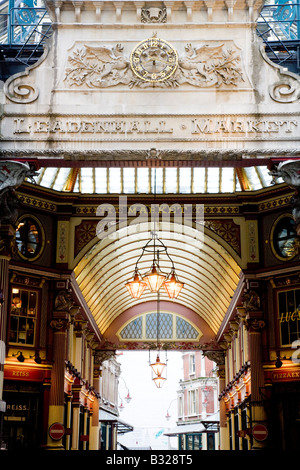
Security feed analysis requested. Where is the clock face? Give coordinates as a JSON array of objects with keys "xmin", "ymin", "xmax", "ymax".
[{"xmin": 130, "ymin": 37, "xmax": 178, "ymax": 82}]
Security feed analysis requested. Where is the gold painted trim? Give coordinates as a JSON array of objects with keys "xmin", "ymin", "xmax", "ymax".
[
  {"xmin": 15, "ymin": 214, "xmax": 46, "ymax": 262},
  {"xmin": 270, "ymin": 213, "xmax": 297, "ymax": 262}
]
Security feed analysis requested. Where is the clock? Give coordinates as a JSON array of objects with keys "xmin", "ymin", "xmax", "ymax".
[{"xmin": 130, "ymin": 37, "xmax": 178, "ymax": 83}]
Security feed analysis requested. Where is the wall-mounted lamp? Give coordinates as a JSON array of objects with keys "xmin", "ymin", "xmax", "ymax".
[
  {"xmin": 275, "ymin": 356, "xmax": 283, "ymax": 368},
  {"xmin": 30, "ymin": 352, "xmax": 42, "ymax": 364},
  {"xmin": 13, "ymin": 351, "xmax": 25, "ymax": 362}
]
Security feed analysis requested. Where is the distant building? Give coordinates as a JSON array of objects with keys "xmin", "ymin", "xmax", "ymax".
[{"xmin": 165, "ymin": 352, "xmax": 219, "ymax": 450}]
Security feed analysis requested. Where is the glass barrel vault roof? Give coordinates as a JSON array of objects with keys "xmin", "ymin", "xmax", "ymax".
[{"xmin": 34, "ymin": 166, "xmax": 276, "ymax": 194}]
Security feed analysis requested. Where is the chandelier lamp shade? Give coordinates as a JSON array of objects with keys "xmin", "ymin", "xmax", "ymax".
[
  {"xmin": 143, "ymin": 263, "xmax": 166, "ymax": 293},
  {"xmin": 164, "ymin": 268, "xmax": 184, "ymax": 299},
  {"xmin": 125, "ymin": 268, "xmax": 147, "ymax": 299}
]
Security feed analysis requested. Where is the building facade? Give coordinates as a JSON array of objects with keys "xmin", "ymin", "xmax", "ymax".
[
  {"xmin": 175, "ymin": 352, "xmax": 219, "ymax": 450},
  {"xmin": 0, "ymin": 0, "xmax": 300, "ymax": 452}
]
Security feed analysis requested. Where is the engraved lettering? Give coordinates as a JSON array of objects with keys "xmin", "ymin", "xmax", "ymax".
[{"xmin": 14, "ymin": 118, "xmax": 31, "ymax": 134}]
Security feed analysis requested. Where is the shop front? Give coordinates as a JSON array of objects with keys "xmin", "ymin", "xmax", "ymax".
[{"xmin": 2, "ymin": 365, "xmax": 50, "ymax": 450}]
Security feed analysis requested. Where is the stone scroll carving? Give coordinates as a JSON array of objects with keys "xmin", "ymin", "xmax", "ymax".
[
  {"xmin": 63, "ymin": 41, "xmax": 246, "ymax": 89},
  {"xmin": 4, "ymin": 46, "xmax": 49, "ymax": 104},
  {"xmin": 260, "ymin": 45, "xmax": 300, "ymax": 103}
]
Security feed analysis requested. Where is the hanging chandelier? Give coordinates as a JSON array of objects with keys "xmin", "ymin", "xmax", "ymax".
[
  {"xmin": 125, "ymin": 168, "xmax": 185, "ymax": 388},
  {"xmin": 125, "ymin": 232, "xmax": 184, "ymax": 299}
]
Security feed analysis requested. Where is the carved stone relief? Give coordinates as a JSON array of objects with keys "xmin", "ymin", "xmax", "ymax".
[
  {"xmin": 63, "ymin": 41, "xmax": 247, "ymax": 89},
  {"xmin": 0, "ymin": 161, "xmax": 38, "ymax": 225},
  {"xmin": 141, "ymin": 7, "xmax": 167, "ymax": 23}
]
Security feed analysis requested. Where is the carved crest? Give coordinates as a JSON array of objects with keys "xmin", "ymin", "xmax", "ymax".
[{"xmin": 141, "ymin": 7, "xmax": 167, "ymax": 23}]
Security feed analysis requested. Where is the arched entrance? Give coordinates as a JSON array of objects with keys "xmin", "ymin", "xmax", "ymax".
[{"xmin": 73, "ymin": 220, "xmax": 242, "ymax": 350}]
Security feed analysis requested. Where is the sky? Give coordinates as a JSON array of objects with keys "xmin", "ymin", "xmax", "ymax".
[{"xmin": 116, "ymin": 350, "xmax": 183, "ymax": 450}]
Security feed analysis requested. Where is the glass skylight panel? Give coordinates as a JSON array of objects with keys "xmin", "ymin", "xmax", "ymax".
[
  {"xmin": 193, "ymin": 168, "xmax": 205, "ymax": 193},
  {"xmin": 94, "ymin": 168, "xmax": 107, "ymax": 193},
  {"xmin": 207, "ymin": 168, "xmax": 220, "ymax": 193},
  {"xmin": 80, "ymin": 168, "xmax": 93, "ymax": 193},
  {"xmin": 39, "ymin": 168, "xmax": 59, "ymax": 188},
  {"xmin": 53, "ymin": 168, "xmax": 70, "ymax": 191},
  {"xmin": 221, "ymin": 168, "xmax": 234, "ymax": 193},
  {"xmin": 73, "ymin": 176, "xmax": 80, "ymax": 192},
  {"xmin": 151, "ymin": 168, "xmax": 163, "ymax": 193},
  {"xmin": 123, "ymin": 168, "xmax": 135, "ymax": 193},
  {"xmin": 244, "ymin": 167, "xmax": 262, "ymax": 190},
  {"xmin": 257, "ymin": 166, "xmax": 274, "ymax": 187},
  {"xmin": 137, "ymin": 168, "xmax": 149, "ymax": 193},
  {"xmin": 179, "ymin": 168, "xmax": 191, "ymax": 193},
  {"xmin": 165, "ymin": 168, "xmax": 178, "ymax": 193},
  {"xmin": 235, "ymin": 172, "xmax": 242, "ymax": 191},
  {"xmin": 109, "ymin": 168, "xmax": 121, "ymax": 193}
]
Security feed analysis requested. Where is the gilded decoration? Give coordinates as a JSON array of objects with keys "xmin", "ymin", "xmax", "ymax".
[
  {"xmin": 64, "ymin": 40, "xmax": 246, "ymax": 89},
  {"xmin": 204, "ymin": 219, "xmax": 241, "ymax": 256},
  {"xmin": 73, "ymin": 217, "xmax": 241, "ymax": 258}
]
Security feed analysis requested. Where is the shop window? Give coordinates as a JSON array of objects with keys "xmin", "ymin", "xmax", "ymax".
[
  {"xmin": 9, "ymin": 287, "xmax": 38, "ymax": 345},
  {"xmin": 207, "ymin": 432, "xmax": 215, "ymax": 450},
  {"xmin": 278, "ymin": 288, "xmax": 300, "ymax": 346},
  {"xmin": 178, "ymin": 434, "xmax": 185, "ymax": 450},
  {"xmin": 15, "ymin": 216, "xmax": 44, "ymax": 261},
  {"xmin": 271, "ymin": 215, "xmax": 297, "ymax": 261},
  {"xmin": 186, "ymin": 434, "xmax": 202, "ymax": 450}
]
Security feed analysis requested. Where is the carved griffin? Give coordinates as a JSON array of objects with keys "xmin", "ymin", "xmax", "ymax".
[
  {"xmin": 64, "ymin": 44, "xmax": 131, "ymax": 87},
  {"xmin": 177, "ymin": 43, "xmax": 244, "ymax": 87},
  {"xmin": 269, "ymin": 160, "xmax": 300, "ymax": 188}
]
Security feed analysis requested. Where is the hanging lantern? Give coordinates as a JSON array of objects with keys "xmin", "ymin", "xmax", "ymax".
[
  {"xmin": 150, "ymin": 354, "xmax": 166, "ymax": 376},
  {"xmin": 124, "ymin": 392, "xmax": 132, "ymax": 403},
  {"xmin": 125, "ymin": 269, "xmax": 147, "ymax": 299},
  {"xmin": 164, "ymin": 270, "xmax": 184, "ymax": 299},
  {"xmin": 153, "ymin": 375, "xmax": 166, "ymax": 388},
  {"xmin": 143, "ymin": 264, "xmax": 166, "ymax": 292}
]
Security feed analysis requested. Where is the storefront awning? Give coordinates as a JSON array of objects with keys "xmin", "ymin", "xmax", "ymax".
[
  {"xmin": 164, "ymin": 412, "xmax": 219, "ymax": 436},
  {"xmin": 99, "ymin": 409, "xmax": 134, "ymax": 434}
]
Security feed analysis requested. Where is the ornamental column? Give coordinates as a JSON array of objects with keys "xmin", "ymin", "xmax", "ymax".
[
  {"xmin": 70, "ymin": 312, "xmax": 87, "ymax": 450},
  {"xmin": 47, "ymin": 309, "xmax": 70, "ymax": 449},
  {"xmin": 246, "ymin": 314, "xmax": 267, "ymax": 449}
]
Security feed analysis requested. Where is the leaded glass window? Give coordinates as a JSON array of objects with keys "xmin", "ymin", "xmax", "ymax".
[
  {"xmin": 176, "ymin": 317, "xmax": 199, "ymax": 339},
  {"xmin": 146, "ymin": 313, "xmax": 173, "ymax": 339},
  {"xmin": 119, "ymin": 317, "xmax": 142, "ymax": 339},
  {"xmin": 119, "ymin": 313, "xmax": 201, "ymax": 341}
]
